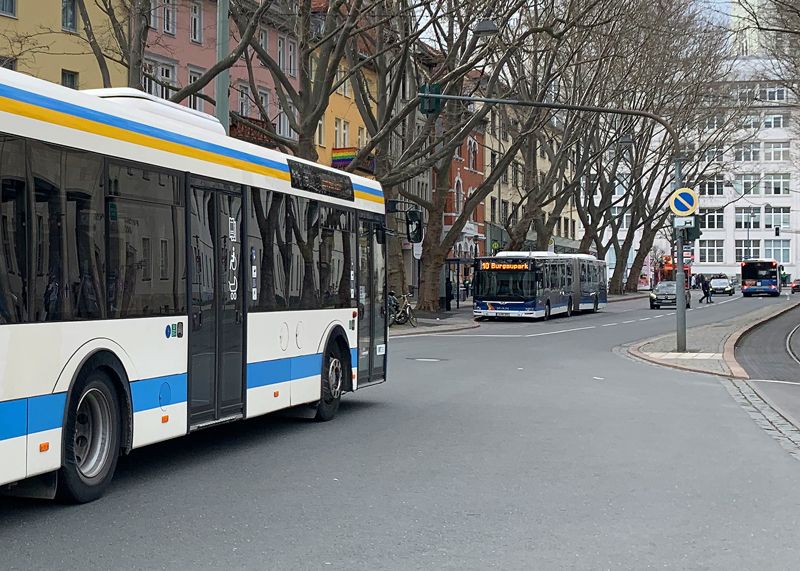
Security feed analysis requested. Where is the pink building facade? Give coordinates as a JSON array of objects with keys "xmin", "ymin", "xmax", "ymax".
[{"xmin": 144, "ymin": 0, "xmax": 299, "ymax": 139}]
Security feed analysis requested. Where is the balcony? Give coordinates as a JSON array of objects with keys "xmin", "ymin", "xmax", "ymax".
[{"xmin": 230, "ymin": 117, "xmax": 280, "ymax": 149}]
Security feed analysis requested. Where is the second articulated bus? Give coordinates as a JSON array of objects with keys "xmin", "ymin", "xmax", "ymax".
[{"xmin": 472, "ymin": 252, "xmax": 607, "ymax": 319}]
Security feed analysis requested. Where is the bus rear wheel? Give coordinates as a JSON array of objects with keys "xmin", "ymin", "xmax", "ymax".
[
  {"xmin": 315, "ymin": 343, "xmax": 347, "ymax": 422},
  {"xmin": 58, "ymin": 370, "xmax": 121, "ymax": 503}
]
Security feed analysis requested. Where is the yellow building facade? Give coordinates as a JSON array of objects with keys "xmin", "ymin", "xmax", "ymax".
[{"xmin": 0, "ymin": 0, "xmax": 126, "ymax": 89}]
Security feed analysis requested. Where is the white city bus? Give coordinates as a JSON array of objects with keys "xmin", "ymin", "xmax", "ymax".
[{"xmin": 0, "ymin": 69, "xmax": 394, "ymax": 502}]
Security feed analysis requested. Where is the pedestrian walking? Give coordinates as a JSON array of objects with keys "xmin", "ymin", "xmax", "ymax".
[
  {"xmin": 445, "ymin": 278, "xmax": 453, "ymax": 311},
  {"xmin": 699, "ymin": 275, "xmax": 712, "ymax": 304}
]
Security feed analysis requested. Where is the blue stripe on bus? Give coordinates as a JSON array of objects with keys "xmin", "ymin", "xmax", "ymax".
[
  {"xmin": 353, "ymin": 183, "xmax": 383, "ymax": 197},
  {"xmin": 0, "ymin": 83, "xmax": 292, "ymax": 175},
  {"xmin": 27, "ymin": 392, "xmax": 67, "ymax": 434},
  {"xmin": 0, "ymin": 398, "xmax": 27, "ymax": 441},
  {"xmin": 130, "ymin": 374, "xmax": 188, "ymax": 413},
  {"xmin": 350, "ymin": 348, "xmax": 358, "ymax": 368},
  {"xmin": 247, "ymin": 354, "xmax": 324, "ymax": 389}
]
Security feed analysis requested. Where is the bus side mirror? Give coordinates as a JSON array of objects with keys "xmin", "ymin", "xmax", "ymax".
[{"xmin": 406, "ymin": 210, "xmax": 423, "ymax": 243}]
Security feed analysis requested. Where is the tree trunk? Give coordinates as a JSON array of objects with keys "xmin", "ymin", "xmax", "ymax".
[
  {"xmin": 624, "ymin": 229, "xmax": 656, "ymax": 293},
  {"xmin": 415, "ymin": 187, "xmax": 447, "ymax": 311},
  {"xmin": 127, "ymin": 0, "xmax": 149, "ymax": 89}
]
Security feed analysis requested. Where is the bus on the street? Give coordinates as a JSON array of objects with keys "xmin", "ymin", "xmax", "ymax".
[
  {"xmin": 0, "ymin": 68, "xmax": 408, "ymax": 502},
  {"xmin": 741, "ymin": 258, "xmax": 782, "ymax": 297},
  {"xmin": 472, "ymin": 252, "xmax": 607, "ymax": 319}
]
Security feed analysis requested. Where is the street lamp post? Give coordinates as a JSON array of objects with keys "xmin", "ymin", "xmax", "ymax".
[{"xmin": 417, "ymin": 92, "xmax": 687, "ymax": 349}]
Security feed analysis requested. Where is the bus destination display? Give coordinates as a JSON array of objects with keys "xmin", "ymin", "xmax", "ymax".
[
  {"xmin": 287, "ymin": 159, "xmax": 354, "ymax": 201},
  {"xmin": 479, "ymin": 261, "xmax": 530, "ymax": 271}
]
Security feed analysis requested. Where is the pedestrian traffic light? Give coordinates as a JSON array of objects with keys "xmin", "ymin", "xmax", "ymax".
[{"xmin": 685, "ymin": 215, "xmax": 702, "ymax": 241}]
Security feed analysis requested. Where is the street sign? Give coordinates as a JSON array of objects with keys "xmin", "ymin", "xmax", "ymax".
[
  {"xmin": 669, "ymin": 187, "xmax": 698, "ymax": 216},
  {"xmin": 673, "ymin": 216, "xmax": 695, "ymax": 228}
]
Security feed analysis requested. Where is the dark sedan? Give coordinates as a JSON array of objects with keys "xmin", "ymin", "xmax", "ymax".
[{"xmin": 650, "ymin": 281, "xmax": 691, "ymax": 309}]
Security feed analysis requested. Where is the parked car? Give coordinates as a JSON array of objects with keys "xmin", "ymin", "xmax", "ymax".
[
  {"xmin": 710, "ymin": 277, "xmax": 734, "ymax": 296},
  {"xmin": 650, "ymin": 281, "xmax": 691, "ymax": 309},
  {"xmin": 791, "ymin": 279, "xmax": 800, "ymax": 294}
]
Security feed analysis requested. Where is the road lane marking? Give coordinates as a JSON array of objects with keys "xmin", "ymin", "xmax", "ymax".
[
  {"xmin": 786, "ymin": 323, "xmax": 800, "ymax": 367},
  {"xmin": 525, "ymin": 326, "xmax": 596, "ymax": 337},
  {"xmin": 653, "ymin": 314, "xmax": 666, "ymax": 318},
  {"xmin": 639, "ymin": 317, "xmax": 651, "ymax": 321},
  {"xmin": 602, "ymin": 323, "xmax": 618, "ymax": 327},
  {"xmin": 622, "ymin": 320, "xmax": 636, "ymax": 324},
  {"xmin": 593, "ymin": 376, "xmax": 605, "ymax": 380},
  {"xmin": 750, "ymin": 379, "xmax": 800, "ymax": 386}
]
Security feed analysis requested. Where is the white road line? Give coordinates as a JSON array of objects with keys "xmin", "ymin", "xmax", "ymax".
[
  {"xmin": 622, "ymin": 320, "xmax": 636, "ymax": 324},
  {"xmin": 786, "ymin": 323, "xmax": 800, "ymax": 367},
  {"xmin": 750, "ymin": 379, "xmax": 800, "ymax": 386},
  {"xmin": 639, "ymin": 317, "xmax": 651, "ymax": 321},
  {"xmin": 525, "ymin": 326, "xmax": 596, "ymax": 338},
  {"xmin": 602, "ymin": 323, "xmax": 618, "ymax": 327},
  {"xmin": 653, "ymin": 314, "xmax": 666, "ymax": 318}
]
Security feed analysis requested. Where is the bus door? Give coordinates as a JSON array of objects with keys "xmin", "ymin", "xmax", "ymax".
[
  {"xmin": 187, "ymin": 178, "xmax": 245, "ymax": 427},
  {"xmin": 357, "ymin": 218, "xmax": 387, "ymax": 387}
]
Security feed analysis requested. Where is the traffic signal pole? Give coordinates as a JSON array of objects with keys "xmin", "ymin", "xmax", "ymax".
[
  {"xmin": 417, "ymin": 91, "xmax": 688, "ymax": 351},
  {"xmin": 675, "ymin": 158, "xmax": 686, "ymax": 352}
]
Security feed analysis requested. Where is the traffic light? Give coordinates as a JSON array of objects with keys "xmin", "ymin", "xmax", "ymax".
[
  {"xmin": 419, "ymin": 83, "xmax": 442, "ymax": 115},
  {"xmin": 685, "ymin": 214, "xmax": 702, "ymax": 241}
]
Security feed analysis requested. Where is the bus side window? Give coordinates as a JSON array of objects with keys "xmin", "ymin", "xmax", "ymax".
[{"xmin": 566, "ymin": 263, "xmax": 572, "ymax": 287}]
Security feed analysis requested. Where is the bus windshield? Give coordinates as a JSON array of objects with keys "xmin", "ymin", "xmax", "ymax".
[{"xmin": 474, "ymin": 270, "xmax": 536, "ymax": 301}]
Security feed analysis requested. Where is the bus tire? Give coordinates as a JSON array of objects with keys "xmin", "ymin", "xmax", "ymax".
[
  {"xmin": 57, "ymin": 369, "xmax": 121, "ymax": 503},
  {"xmin": 315, "ymin": 342, "xmax": 347, "ymax": 422},
  {"xmin": 566, "ymin": 298, "xmax": 573, "ymax": 317},
  {"xmin": 544, "ymin": 302, "xmax": 551, "ymax": 321}
]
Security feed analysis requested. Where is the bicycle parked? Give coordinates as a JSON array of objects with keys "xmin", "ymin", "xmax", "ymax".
[{"xmin": 387, "ymin": 291, "xmax": 418, "ymax": 327}]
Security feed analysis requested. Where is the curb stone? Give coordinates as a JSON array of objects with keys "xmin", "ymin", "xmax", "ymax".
[{"xmin": 389, "ymin": 321, "xmax": 480, "ymax": 338}]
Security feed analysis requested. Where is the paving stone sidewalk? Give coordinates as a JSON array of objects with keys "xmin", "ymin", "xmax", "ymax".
[{"xmin": 631, "ymin": 300, "xmax": 800, "ymax": 377}]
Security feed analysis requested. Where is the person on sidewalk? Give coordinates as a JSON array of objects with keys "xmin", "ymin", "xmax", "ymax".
[{"xmin": 445, "ymin": 278, "xmax": 453, "ymax": 311}]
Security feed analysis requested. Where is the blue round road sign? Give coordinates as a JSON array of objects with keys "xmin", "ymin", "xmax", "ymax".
[{"xmin": 669, "ymin": 188, "xmax": 698, "ymax": 216}]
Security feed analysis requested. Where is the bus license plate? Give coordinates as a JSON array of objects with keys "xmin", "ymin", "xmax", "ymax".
[{"xmin": 496, "ymin": 311, "xmax": 509, "ymax": 316}]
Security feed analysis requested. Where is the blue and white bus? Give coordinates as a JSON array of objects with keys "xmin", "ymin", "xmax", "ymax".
[
  {"xmin": 0, "ymin": 69, "xmax": 400, "ymax": 502},
  {"xmin": 741, "ymin": 258, "xmax": 782, "ymax": 297},
  {"xmin": 472, "ymin": 252, "xmax": 607, "ymax": 319}
]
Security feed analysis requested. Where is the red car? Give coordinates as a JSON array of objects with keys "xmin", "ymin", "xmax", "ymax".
[{"xmin": 791, "ymin": 279, "xmax": 800, "ymax": 294}]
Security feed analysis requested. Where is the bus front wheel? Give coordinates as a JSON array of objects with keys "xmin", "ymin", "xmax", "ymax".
[
  {"xmin": 315, "ymin": 343, "xmax": 347, "ymax": 422},
  {"xmin": 58, "ymin": 369, "xmax": 121, "ymax": 503}
]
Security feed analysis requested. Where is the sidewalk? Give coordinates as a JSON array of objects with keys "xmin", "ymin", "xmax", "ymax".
[
  {"xmin": 389, "ymin": 303, "xmax": 478, "ymax": 337},
  {"xmin": 608, "ymin": 292, "xmax": 650, "ymax": 303},
  {"xmin": 628, "ymin": 299, "xmax": 800, "ymax": 377}
]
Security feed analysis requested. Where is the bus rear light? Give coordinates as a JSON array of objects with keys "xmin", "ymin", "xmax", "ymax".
[
  {"xmin": 39, "ymin": 442, "xmax": 49, "ymax": 453},
  {"xmin": 161, "ymin": 415, "xmax": 169, "ymax": 424},
  {"xmin": 273, "ymin": 390, "xmax": 280, "ymax": 398},
  {"xmin": 352, "ymin": 310, "xmax": 358, "ymax": 318}
]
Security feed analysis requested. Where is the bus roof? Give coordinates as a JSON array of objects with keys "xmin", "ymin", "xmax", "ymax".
[
  {"xmin": 742, "ymin": 258, "xmax": 778, "ymax": 264},
  {"xmin": 0, "ymin": 68, "xmax": 384, "ymax": 214},
  {"xmin": 492, "ymin": 251, "xmax": 600, "ymax": 261}
]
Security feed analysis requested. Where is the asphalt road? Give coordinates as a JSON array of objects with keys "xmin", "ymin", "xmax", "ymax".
[
  {"xmin": 737, "ymin": 302, "xmax": 800, "ymax": 427},
  {"xmin": 3, "ymin": 294, "xmax": 800, "ymax": 569}
]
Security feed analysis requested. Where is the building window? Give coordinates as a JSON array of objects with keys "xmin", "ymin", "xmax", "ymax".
[
  {"xmin": 735, "ymin": 239, "xmax": 760, "ymax": 261},
  {"xmin": 698, "ymin": 240, "xmax": 724, "ymax": 263},
  {"xmin": 61, "ymin": 69, "xmax": 78, "ymax": 89},
  {"xmin": 735, "ymin": 207, "xmax": 760, "ymax": 229},
  {"xmin": 468, "ymin": 138, "xmax": 479, "ymax": 170},
  {"xmin": 501, "ymin": 166, "xmax": 509, "ymax": 184},
  {"xmin": 0, "ymin": 0, "xmax": 15, "ymax": 16},
  {"xmin": 734, "ymin": 174, "xmax": 760, "ymax": 195},
  {"xmin": 760, "ymin": 84, "xmax": 786, "ymax": 102},
  {"xmin": 277, "ymin": 36, "xmax": 286, "ymax": 71},
  {"xmin": 501, "ymin": 200, "xmax": 509, "ymax": 223},
  {"xmin": 741, "ymin": 115, "xmax": 760, "ymax": 129},
  {"xmin": 763, "ymin": 114, "xmax": 785, "ymax": 129},
  {"xmin": 764, "ymin": 173, "xmax": 790, "ymax": 195},
  {"xmin": 571, "ymin": 220, "xmax": 576, "ymax": 240},
  {"xmin": 159, "ymin": 239, "xmax": 169, "ymax": 280},
  {"xmin": 764, "ymin": 142, "xmax": 790, "ymax": 161},
  {"xmin": 357, "ymin": 126, "xmax": 365, "ymax": 148},
  {"xmin": 341, "ymin": 120, "xmax": 349, "ymax": 147},
  {"xmin": 734, "ymin": 143, "xmax": 760, "ymax": 162},
  {"xmin": 259, "ymin": 28, "xmax": 268, "ymax": 53},
  {"xmin": 334, "ymin": 118, "xmax": 342, "ymax": 147},
  {"xmin": 490, "ymin": 197, "xmax": 497, "ymax": 222},
  {"xmin": 698, "ymin": 174, "xmax": 725, "ymax": 196},
  {"xmin": 143, "ymin": 59, "xmax": 176, "ymax": 99},
  {"xmin": 610, "ymin": 206, "xmax": 632, "ymax": 230},
  {"xmin": 454, "ymin": 180, "xmax": 463, "ymax": 212},
  {"xmin": 764, "ymin": 239, "xmax": 790, "ymax": 263},
  {"xmin": 258, "ymin": 89, "xmax": 269, "ymax": 115},
  {"xmin": 62, "ymin": 0, "xmax": 77, "ymax": 31},
  {"xmin": 237, "ymin": 84, "xmax": 251, "ymax": 117},
  {"xmin": 163, "ymin": 0, "xmax": 175, "ymax": 35},
  {"xmin": 764, "ymin": 206, "xmax": 790, "ymax": 229},
  {"xmin": 703, "ymin": 115, "xmax": 722, "ymax": 130},
  {"xmin": 287, "ymin": 40, "xmax": 297, "ymax": 77},
  {"xmin": 704, "ymin": 147, "xmax": 723, "ymax": 163},
  {"xmin": 335, "ymin": 68, "xmax": 351, "ymax": 97},
  {"xmin": 190, "ymin": 2, "xmax": 202, "ymax": 43},
  {"xmin": 188, "ymin": 69, "xmax": 203, "ymax": 112},
  {"xmin": 316, "ymin": 117, "xmax": 325, "ymax": 146},
  {"xmin": 698, "ymin": 208, "xmax": 724, "ymax": 229},
  {"xmin": 512, "ymin": 162, "xmax": 519, "ymax": 187}
]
